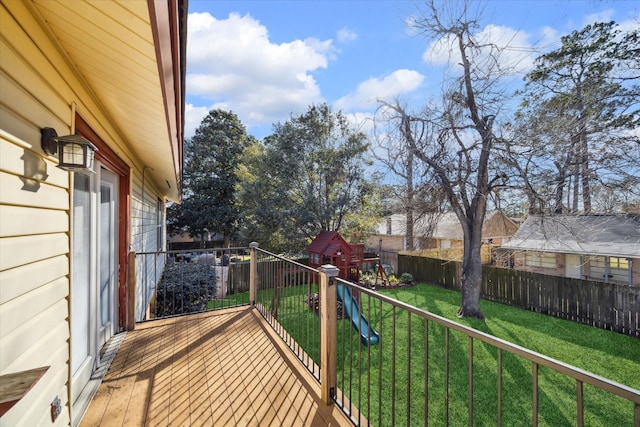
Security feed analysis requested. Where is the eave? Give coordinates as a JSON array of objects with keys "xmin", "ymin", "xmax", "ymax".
[{"xmin": 29, "ymin": 0, "xmax": 186, "ymax": 200}]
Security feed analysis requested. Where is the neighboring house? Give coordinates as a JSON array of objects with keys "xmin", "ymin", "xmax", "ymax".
[
  {"xmin": 499, "ymin": 215, "xmax": 640, "ymax": 287},
  {"xmin": 368, "ymin": 211, "xmax": 519, "ymax": 252},
  {"xmin": 0, "ymin": 1, "xmax": 186, "ymax": 426},
  {"xmin": 167, "ymin": 230, "xmax": 226, "ymax": 249}
]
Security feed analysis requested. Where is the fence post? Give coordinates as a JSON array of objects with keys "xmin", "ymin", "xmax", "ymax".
[
  {"xmin": 249, "ymin": 242, "xmax": 259, "ymax": 306},
  {"xmin": 319, "ymin": 264, "xmax": 339, "ymax": 404}
]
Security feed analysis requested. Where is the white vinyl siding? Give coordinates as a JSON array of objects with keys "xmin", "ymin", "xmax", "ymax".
[
  {"xmin": 0, "ymin": 3, "xmax": 89, "ymax": 425},
  {"xmin": 1, "ymin": 1, "xmax": 177, "ymax": 424},
  {"xmin": 0, "ymin": 128, "xmax": 72, "ymax": 427},
  {"xmin": 131, "ymin": 177, "xmax": 166, "ymax": 321}
]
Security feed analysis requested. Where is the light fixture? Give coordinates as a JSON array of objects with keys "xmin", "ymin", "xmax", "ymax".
[{"xmin": 41, "ymin": 127, "xmax": 97, "ymax": 171}]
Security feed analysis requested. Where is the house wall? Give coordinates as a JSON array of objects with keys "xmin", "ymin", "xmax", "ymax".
[
  {"xmin": 509, "ymin": 251, "xmax": 640, "ymax": 286},
  {"xmin": 131, "ymin": 178, "xmax": 166, "ymax": 321},
  {"xmin": 510, "ymin": 251, "xmax": 566, "ymax": 277},
  {"xmin": 366, "ymin": 234, "xmax": 405, "ymax": 252},
  {"xmin": 0, "ymin": 2, "xmax": 169, "ymax": 425},
  {"xmin": 482, "ymin": 212, "xmax": 519, "ymax": 244}
]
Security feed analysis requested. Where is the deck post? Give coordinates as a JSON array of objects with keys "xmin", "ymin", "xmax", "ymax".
[
  {"xmin": 127, "ymin": 251, "xmax": 136, "ymax": 330},
  {"xmin": 249, "ymin": 242, "xmax": 259, "ymax": 306},
  {"xmin": 319, "ymin": 264, "xmax": 339, "ymax": 404}
]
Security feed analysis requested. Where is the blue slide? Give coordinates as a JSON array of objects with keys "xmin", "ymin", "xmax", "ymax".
[{"xmin": 336, "ymin": 283, "xmax": 380, "ymax": 346}]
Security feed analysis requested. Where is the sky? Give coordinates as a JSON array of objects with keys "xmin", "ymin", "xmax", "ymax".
[{"xmin": 184, "ymin": 0, "xmax": 639, "ymax": 140}]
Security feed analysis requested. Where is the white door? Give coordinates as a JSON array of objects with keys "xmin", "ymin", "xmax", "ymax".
[
  {"xmin": 71, "ymin": 172, "xmax": 95, "ymax": 403},
  {"xmin": 565, "ymin": 254, "xmax": 582, "ymax": 279},
  {"xmin": 70, "ymin": 166, "xmax": 119, "ymax": 405},
  {"xmin": 98, "ymin": 168, "xmax": 118, "ymax": 348}
]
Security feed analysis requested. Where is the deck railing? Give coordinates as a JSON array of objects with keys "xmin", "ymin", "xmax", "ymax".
[
  {"xmin": 134, "ymin": 247, "xmax": 251, "ymax": 320},
  {"xmin": 251, "ymin": 245, "xmax": 323, "ymax": 381},
  {"xmin": 249, "ymin": 244, "xmax": 640, "ymax": 427},
  {"xmin": 134, "ymin": 244, "xmax": 639, "ymax": 425}
]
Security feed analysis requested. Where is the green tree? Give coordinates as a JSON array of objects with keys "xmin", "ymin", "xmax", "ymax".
[
  {"xmin": 513, "ymin": 21, "xmax": 640, "ymax": 214},
  {"xmin": 168, "ymin": 110, "xmax": 248, "ymax": 246},
  {"xmin": 235, "ymin": 136, "xmax": 290, "ymax": 251},
  {"xmin": 239, "ymin": 103, "xmax": 375, "ymax": 253}
]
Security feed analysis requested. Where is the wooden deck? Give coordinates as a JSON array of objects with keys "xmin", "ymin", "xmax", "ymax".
[{"xmin": 80, "ymin": 306, "xmax": 352, "ymax": 426}]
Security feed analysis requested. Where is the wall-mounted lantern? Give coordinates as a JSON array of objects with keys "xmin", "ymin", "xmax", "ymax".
[{"xmin": 41, "ymin": 127, "xmax": 97, "ymax": 171}]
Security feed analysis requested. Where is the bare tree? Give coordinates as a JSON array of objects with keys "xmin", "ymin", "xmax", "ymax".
[
  {"xmin": 391, "ymin": 0, "xmax": 511, "ymax": 319},
  {"xmin": 373, "ymin": 98, "xmax": 446, "ymax": 250}
]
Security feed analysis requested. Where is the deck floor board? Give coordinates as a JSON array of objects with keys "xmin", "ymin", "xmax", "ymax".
[{"xmin": 81, "ymin": 306, "xmax": 351, "ymax": 427}]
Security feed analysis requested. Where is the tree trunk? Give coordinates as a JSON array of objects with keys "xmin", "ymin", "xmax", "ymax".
[
  {"xmin": 405, "ymin": 153, "xmax": 415, "ymax": 250},
  {"xmin": 457, "ymin": 254, "xmax": 484, "ymax": 319},
  {"xmin": 581, "ymin": 138, "xmax": 592, "ymax": 213},
  {"xmin": 553, "ymin": 166, "xmax": 566, "ymax": 214},
  {"xmin": 572, "ymin": 165, "xmax": 580, "ymax": 213},
  {"xmin": 405, "ymin": 210, "xmax": 414, "ymax": 251},
  {"xmin": 457, "ymin": 218, "xmax": 485, "ymax": 320}
]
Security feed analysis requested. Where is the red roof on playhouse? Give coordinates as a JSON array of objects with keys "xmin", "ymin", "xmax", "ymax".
[{"xmin": 307, "ymin": 230, "xmax": 365, "ymax": 282}]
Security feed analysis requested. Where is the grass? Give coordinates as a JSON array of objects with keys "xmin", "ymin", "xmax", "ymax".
[
  {"xmin": 206, "ymin": 291, "xmax": 250, "ymax": 310},
  {"xmin": 381, "ymin": 284, "xmax": 640, "ymax": 389},
  {"xmin": 256, "ymin": 282, "xmax": 639, "ymax": 427},
  {"xmin": 376, "ymin": 284, "xmax": 640, "ymax": 426}
]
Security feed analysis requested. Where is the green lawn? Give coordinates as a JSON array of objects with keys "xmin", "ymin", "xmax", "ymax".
[
  {"xmin": 376, "ymin": 284, "xmax": 640, "ymax": 426},
  {"xmin": 206, "ymin": 291, "xmax": 250, "ymax": 310},
  {"xmin": 260, "ymin": 283, "xmax": 639, "ymax": 427}
]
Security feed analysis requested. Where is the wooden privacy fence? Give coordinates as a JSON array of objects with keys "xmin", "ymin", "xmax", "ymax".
[
  {"xmin": 398, "ymin": 254, "xmax": 640, "ymax": 337},
  {"xmin": 400, "ymin": 245, "xmax": 493, "ymax": 264}
]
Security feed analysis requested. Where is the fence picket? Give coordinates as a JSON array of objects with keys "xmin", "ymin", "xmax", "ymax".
[{"xmin": 398, "ymin": 254, "xmax": 640, "ymax": 337}]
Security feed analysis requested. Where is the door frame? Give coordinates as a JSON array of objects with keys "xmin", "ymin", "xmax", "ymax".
[
  {"xmin": 69, "ymin": 118, "xmax": 131, "ymax": 425},
  {"xmin": 75, "ymin": 115, "xmax": 131, "ymax": 329}
]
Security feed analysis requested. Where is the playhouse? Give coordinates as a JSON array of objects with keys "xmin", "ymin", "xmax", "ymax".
[
  {"xmin": 307, "ymin": 231, "xmax": 365, "ymax": 282},
  {"xmin": 306, "ymin": 230, "xmax": 382, "ymax": 346}
]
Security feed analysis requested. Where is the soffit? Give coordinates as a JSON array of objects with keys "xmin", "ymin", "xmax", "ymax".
[{"xmin": 31, "ymin": 0, "xmax": 181, "ymax": 200}]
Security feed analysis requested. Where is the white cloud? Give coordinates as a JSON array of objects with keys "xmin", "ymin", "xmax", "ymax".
[
  {"xmin": 337, "ymin": 27, "xmax": 358, "ymax": 43},
  {"xmin": 344, "ymin": 111, "xmax": 375, "ymax": 135},
  {"xmin": 186, "ymin": 12, "xmax": 334, "ymax": 136},
  {"xmin": 184, "ymin": 104, "xmax": 210, "ymax": 139},
  {"xmin": 538, "ymin": 26, "xmax": 561, "ymax": 50},
  {"xmin": 582, "ymin": 9, "xmax": 615, "ymax": 27},
  {"xmin": 335, "ymin": 69, "xmax": 425, "ymax": 110}
]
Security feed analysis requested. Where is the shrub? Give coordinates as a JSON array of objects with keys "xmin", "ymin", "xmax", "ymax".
[{"xmin": 399, "ymin": 272, "xmax": 414, "ymax": 284}]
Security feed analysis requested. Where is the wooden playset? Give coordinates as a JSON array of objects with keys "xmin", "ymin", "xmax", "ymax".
[{"xmin": 306, "ymin": 230, "xmax": 388, "ymax": 286}]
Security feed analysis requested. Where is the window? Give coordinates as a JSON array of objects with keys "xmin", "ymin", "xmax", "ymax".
[
  {"xmin": 590, "ymin": 256, "xmax": 630, "ymax": 283},
  {"xmin": 610, "ymin": 257, "xmax": 629, "ymax": 270},
  {"xmin": 609, "ymin": 257, "xmax": 630, "ymax": 283},
  {"xmin": 525, "ymin": 251, "xmax": 556, "ymax": 268}
]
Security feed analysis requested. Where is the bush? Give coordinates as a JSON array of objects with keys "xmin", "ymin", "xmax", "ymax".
[{"xmin": 399, "ymin": 272, "xmax": 414, "ymax": 284}]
